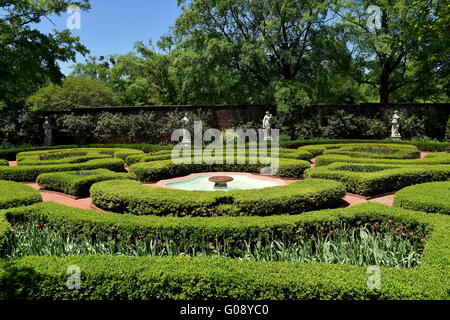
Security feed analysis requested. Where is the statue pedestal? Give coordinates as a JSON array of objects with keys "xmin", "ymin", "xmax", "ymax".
[{"xmin": 388, "ymin": 136, "xmax": 402, "ymax": 141}]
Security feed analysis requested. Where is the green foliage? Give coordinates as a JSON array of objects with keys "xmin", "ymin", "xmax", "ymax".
[
  {"xmin": 0, "ymin": 148, "xmax": 138, "ymax": 181},
  {"xmin": 315, "ymin": 153, "xmax": 450, "ymax": 167},
  {"xmin": 90, "ymin": 178, "xmax": 345, "ymax": 217},
  {"xmin": 37, "ymin": 169, "xmax": 132, "ymax": 197},
  {"xmin": 0, "ymin": 1, "xmax": 91, "ymax": 105},
  {"xmin": 0, "ymin": 160, "xmax": 7, "ymax": 166},
  {"xmin": 280, "ymin": 139, "xmax": 450, "ymax": 152},
  {"xmin": 0, "ymin": 181, "xmax": 41, "ymax": 209},
  {"xmin": 56, "ymin": 114, "xmax": 96, "ymax": 145},
  {"xmin": 446, "ymin": 117, "xmax": 450, "ymax": 142},
  {"xmin": 304, "ymin": 162, "xmax": 450, "ymax": 196},
  {"xmin": 394, "ymin": 181, "xmax": 450, "ymax": 215},
  {"xmin": 1, "ymin": 202, "xmax": 449, "ymax": 299},
  {"xmin": 27, "ymin": 78, "xmax": 119, "ymax": 112},
  {"xmin": 6, "ymin": 219, "xmax": 423, "ymax": 268}
]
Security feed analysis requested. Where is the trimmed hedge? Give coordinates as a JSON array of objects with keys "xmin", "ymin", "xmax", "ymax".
[
  {"xmin": 37, "ymin": 169, "xmax": 133, "ymax": 197},
  {"xmin": 1, "ymin": 202, "xmax": 449, "ymax": 299},
  {"xmin": 299, "ymin": 143, "xmax": 418, "ymax": 158},
  {"xmin": 0, "ymin": 181, "xmax": 42, "ymax": 209},
  {"xmin": 90, "ymin": 178, "xmax": 346, "ymax": 217},
  {"xmin": 0, "ymin": 160, "xmax": 7, "ymax": 166},
  {"xmin": 17, "ymin": 148, "xmax": 143, "ymax": 165},
  {"xmin": 315, "ymin": 153, "xmax": 450, "ymax": 167},
  {"xmin": 130, "ymin": 158, "xmax": 311, "ymax": 182},
  {"xmin": 281, "ymin": 139, "xmax": 450, "ymax": 152},
  {"xmin": 394, "ymin": 181, "xmax": 450, "ymax": 215},
  {"xmin": 0, "ymin": 144, "xmax": 171, "ymax": 161},
  {"xmin": 304, "ymin": 162, "xmax": 450, "ymax": 196},
  {"xmin": 0, "ymin": 158, "xmax": 125, "ymax": 182}
]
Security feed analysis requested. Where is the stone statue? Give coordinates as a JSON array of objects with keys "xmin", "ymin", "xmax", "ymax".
[
  {"xmin": 181, "ymin": 112, "xmax": 190, "ymax": 146},
  {"xmin": 262, "ymin": 111, "xmax": 273, "ymax": 141},
  {"xmin": 391, "ymin": 110, "xmax": 402, "ymax": 139},
  {"xmin": 43, "ymin": 116, "xmax": 53, "ymax": 146},
  {"xmin": 181, "ymin": 112, "xmax": 190, "ymax": 129}
]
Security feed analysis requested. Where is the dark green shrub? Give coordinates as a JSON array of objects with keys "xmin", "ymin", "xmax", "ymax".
[
  {"xmin": 0, "ymin": 181, "xmax": 42, "ymax": 209},
  {"xmin": 304, "ymin": 162, "xmax": 450, "ymax": 196},
  {"xmin": 446, "ymin": 117, "xmax": 450, "ymax": 142},
  {"xmin": 37, "ymin": 169, "xmax": 133, "ymax": 197},
  {"xmin": 315, "ymin": 153, "xmax": 450, "ymax": 167},
  {"xmin": 1, "ymin": 202, "xmax": 449, "ymax": 300},
  {"xmin": 0, "ymin": 158, "xmax": 125, "ymax": 182},
  {"xmin": 57, "ymin": 114, "xmax": 96, "ymax": 145},
  {"xmin": 90, "ymin": 178, "xmax": 345, "ymax": 217},
  {"xmin": 394, "ymin": 181, "xmax": 450, "ymax": 215}
]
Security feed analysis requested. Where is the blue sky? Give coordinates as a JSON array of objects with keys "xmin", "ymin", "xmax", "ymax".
[{"xmin": 35, "ymin": 0, "xmax": 182, "ymax": 75}]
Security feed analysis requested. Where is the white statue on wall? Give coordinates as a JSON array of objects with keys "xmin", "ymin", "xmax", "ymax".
[
  {"xmin": 391, "ymin": 110, "xmax": 402, "ymax": 139},
  {"xmin": 181, "ymin": 112, "xmax": 191, "ymax": 146},
  {"xmin": 43, "ymin": 116, "xmax": 54, "ymax": 146},
  {"xmin": 262, "ymin": 111, "xmax": 273, "ymax": 141}
]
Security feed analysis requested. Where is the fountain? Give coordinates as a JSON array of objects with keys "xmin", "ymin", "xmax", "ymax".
[{"xmin": 208, "ymin": 176, "xmax": 234, "ymax": 188}]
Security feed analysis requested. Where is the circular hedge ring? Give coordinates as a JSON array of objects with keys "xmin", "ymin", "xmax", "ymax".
[
  {"xmin": 0, "ymin": 180, "xmax": 42, "ymax": 209},
  {"xmin": 394, "ymin": 181, "xmax": 450, "ymax": 215},
  {"xmin": 90, "ymin": 178, "xmax": 346, "ymax": 217}
]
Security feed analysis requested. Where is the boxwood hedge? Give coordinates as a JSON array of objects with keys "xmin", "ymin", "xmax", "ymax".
[
  {"xmin": 281, "ymin": 139, "xmax": 450, "ymax": 152},
  {"xmin": 130, "ymin": 158, "xmax": 311, "ymax": 182},
  {"xmin": 394, "ymin": 181, "xmax": 450, "ymax": 215},
  {"xmin": 315, "ymin": 153, "xmax": 450, "ymax": 167},
  {"xmin": 17, "ymin": 148, "xmax": 143, "ymax": 165},
  {"xmin": 299, "ymin": 143, "xmax": 419, "ymax": 158},
  {"xmin": 0, "ymin": 158, "xmax": 125, "ymax": 182},
  {"xmin": 0, "ymin": 181, "xmax": 42, "ymax": 210},
  {"xmin": 0, "ymin": 202, "xmax": 449, "ymax": 300},
  {"xmin": 304, "ymin": 163, "xmax": 450, "ymax": 196},
  {"xmin": 37, "ymin": 169, "xmax": 133, "ymax": 197},
  {"xmin": 90, "ymin": 178, "xmax": 346, "ymax": 217},
  {"xmin": 0, "ymin": 160, "xmax": 7, "ymax": 166}
]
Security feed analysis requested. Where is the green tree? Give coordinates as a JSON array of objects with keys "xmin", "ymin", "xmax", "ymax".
[
  {"xmin": 27, "ymin": 78, "xmax": 119, "ymax": 111},
  {"xmin": 330, "ymin": 0, "xmax": 449, "ymax": 103},
  {"xmin": 0, "ymin": 0, "xmax": 91, "ymax": 107}
]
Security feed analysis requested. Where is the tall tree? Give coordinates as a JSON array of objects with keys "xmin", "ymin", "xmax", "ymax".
[
  {"xmin": 175, "ymin": 0, "xmax": 332, "ymax": 102},
  {"xmin": 330, "ymin": 0, "xmax": 449, "ymax": 103},
  {"xmin": 0, "ymin": 0, "xmax": 90, "ymax": 107}
]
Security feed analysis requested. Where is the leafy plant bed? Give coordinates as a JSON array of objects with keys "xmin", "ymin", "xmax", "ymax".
[
  {"xmin": 315, "ymin": 152, "xmax": 450, "ymax": 167},
  {"xmin": 0, "ymin": 181, "xmax": 42, "ymax": 209},
  {"xmin": 5, "ymin": 219, "xmax": 422, "ymax": 268},
  {"xmin": 130, "ymin": 158, "xmax": 311, "ymax": 182},
  {"xmin": 281, "ymin": 139, "xmax": 450, "ymax": 152},
  {"xmin": 304, "ymin": 162, "xmax": 450, "ymax": 196},
  {"xmin": 90, "ymin": 179, "xmax": 345, "ymax": 217},
  {"xmin": 394, "ymin": 181, "xmax": 450, "ymax": 215},
  {"xmin": 17, "ymin": 148, "xmax": 143, "ymax": 165},
  {"xmin": 299, "ymin": 143, "xmax": 419, "ymax": 159},
  {"xmin": 0, "ymin": 202, "xmax": 449, "ymax": 299},
  {"xmin": 0, "ymin": 158, "xmax": 126, "ymax": 182},
  {"xmin": 37, "ymin": 169, "xmax": 133, "ymax": 198}
]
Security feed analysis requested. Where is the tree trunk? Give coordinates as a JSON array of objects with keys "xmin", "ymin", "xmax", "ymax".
[{"xmin": 379, "ymin": 70, "xmax": 390, "ymax": 104}]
